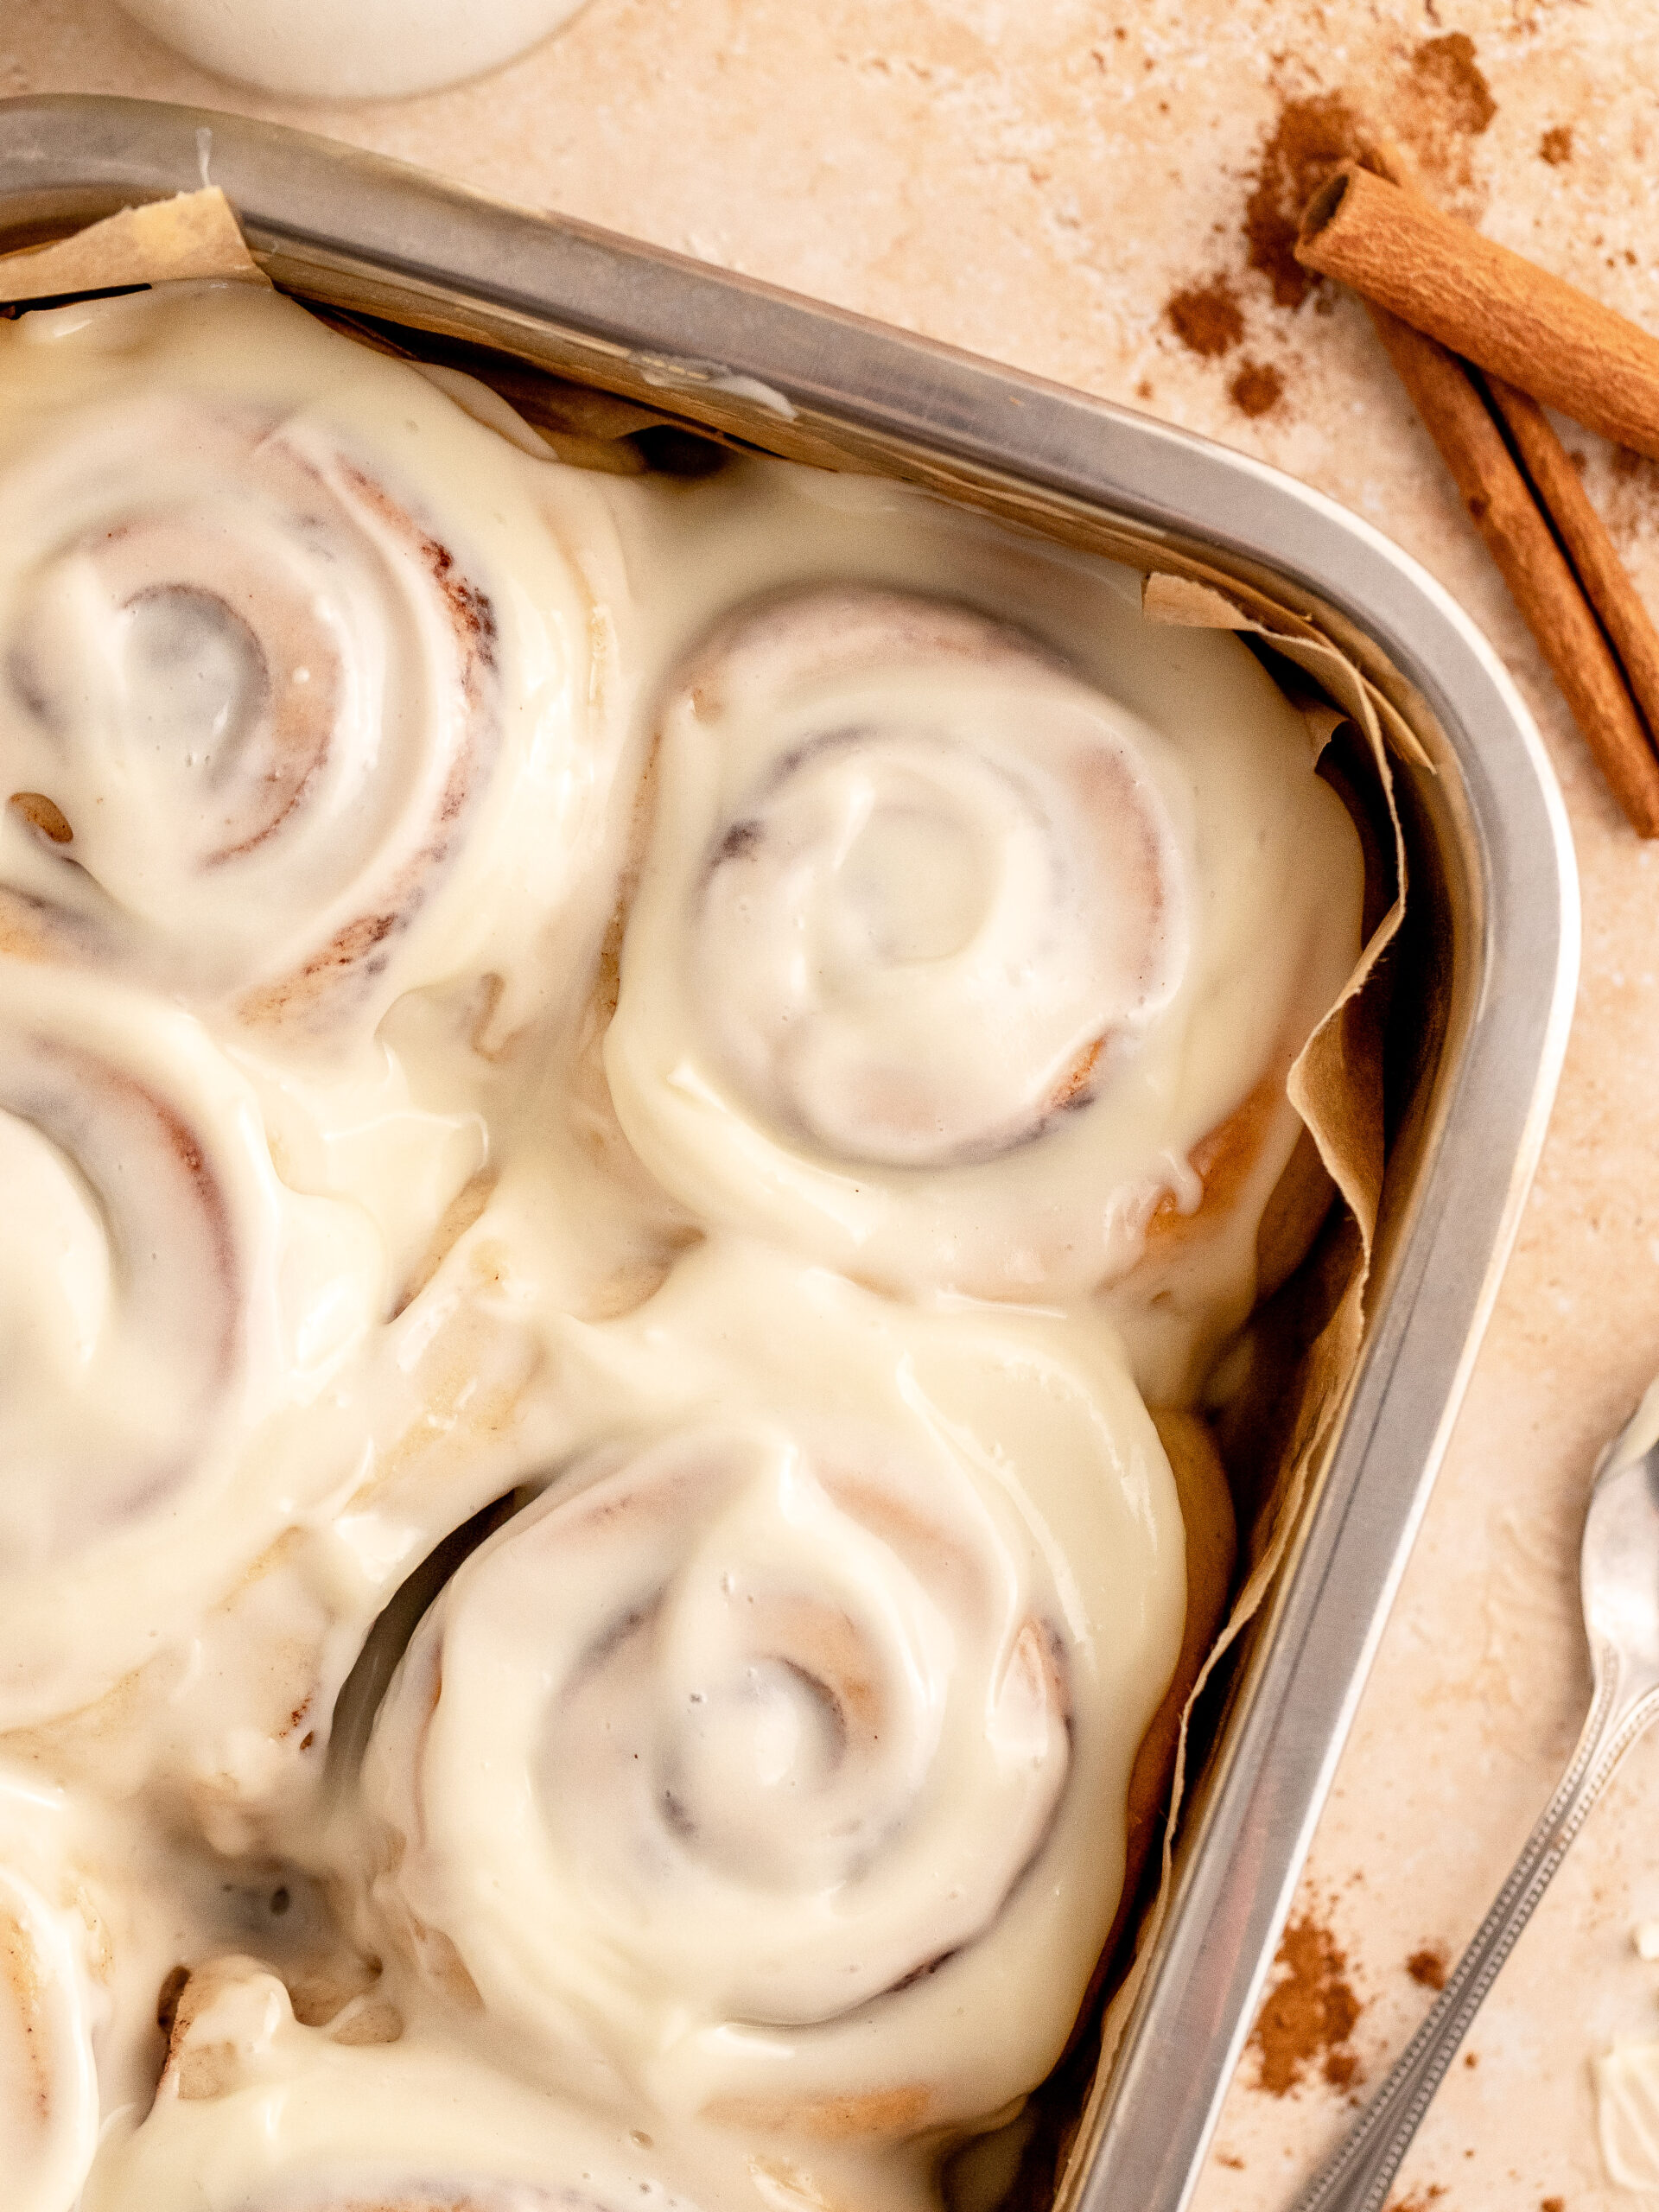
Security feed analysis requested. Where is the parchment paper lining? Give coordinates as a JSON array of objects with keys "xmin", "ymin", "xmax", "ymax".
[
  {"xmin": 0, "ymin": 193, "xmax": 1417, "ymax": 2210},
  {"xmin": 0, "ymin": 187, "xmax": 268, "ymax": 300}
]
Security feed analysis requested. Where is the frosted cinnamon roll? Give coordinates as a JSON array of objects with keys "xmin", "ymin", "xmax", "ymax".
[
  {"xmin": 0, "ymin": 283, "xmax": 632, "ymax": 1045},
  {"xmin": 603, "ymin": 588, "xmax": 1363, "ymax": 1324},
  {"xmin": 0, "ymin": 1770, "xmax": 104, "ymax": 2212},
  {"xmin": 362, "ymin": 1241, "xmax": 1188, "ymax": 2139},
  {"xmin": 83, "ymin": 1958, "xmax": 923, "ymax": 2212},
  {"xmin": 0, "ymin": 961, "xmax": 382, "ymax": 1728}
]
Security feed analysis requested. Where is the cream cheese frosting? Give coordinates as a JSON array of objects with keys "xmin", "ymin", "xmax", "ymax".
[
  {"xmin": 85, "ymin": 1959, "xmax": 934, "ymax": 2212},
  {"xmin": 361, "ymin": 1240, "xmax": 1184, "ymax": 2138},
  {"xmin": 0, "ymin": 278, "xmax": 1368, "ymax": 2211},
  {"xmin": 0, "ymin": 283, "xmax": 634, "ymax": 1056},
  {"xmin": 601, "ymin": 561, "xmax": 1361, "ymax": 1391},
  {"xmin": 0, "ymin": 1770, "xmax": 105, "ymax": 2212},
  {"xmin": 0, "ymin": 958, "xmax": 383, "ymax": 1729}
]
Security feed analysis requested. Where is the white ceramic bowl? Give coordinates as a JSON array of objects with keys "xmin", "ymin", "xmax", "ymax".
[{"xmin": 115, "ymin": 0, "xmax": 589, "ymax": 99}]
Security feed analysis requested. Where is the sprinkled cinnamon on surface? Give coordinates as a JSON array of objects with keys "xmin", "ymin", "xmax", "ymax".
[
  {"xmin": 1249, "ymin": 1913, "xmax": 1363, "ymax": 2095},
  {"xmin": 1165, "ymin": 278, "xmax": 1244, "ymax": 358},
  {"xmin": 1243, "ymin": 92, "xmax": 1363, "ymax": 309},
  {"xmin": 1540, "ymin": 125, "xmax": 1574, "ymax": 166},
  {"xmin": 1230, "ymin": 360, "xmax": 1284, "ymax": 418},
  {"xmin": 1408, "ymin": 33, "xmax": 1497, "ymax": 139},
  {"xmin": 1385, "ymin": 2189, "xmax": 1446, "ymax": 2212},
  {"xmin": 1407, "ymin": 1945, "xmax": 1448, "ymax": 1991}
]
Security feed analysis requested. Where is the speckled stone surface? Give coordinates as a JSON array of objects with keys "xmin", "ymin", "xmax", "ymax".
[{"xmin": 9, "ymin": 5, "xmax": 1659, "ymax": 2207}]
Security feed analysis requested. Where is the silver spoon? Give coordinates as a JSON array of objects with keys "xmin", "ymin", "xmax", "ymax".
[{"xmin": 1286, "ymin": 1390, "xmax": 1659, "ymax": 2212}]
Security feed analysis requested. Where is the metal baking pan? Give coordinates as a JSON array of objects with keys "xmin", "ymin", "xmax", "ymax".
[{"xmin": 0, "ymin": 92, "xmax": 1580, "ymax": 2212}]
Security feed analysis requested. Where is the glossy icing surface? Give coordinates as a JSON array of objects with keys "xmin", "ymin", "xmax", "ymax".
[
  {"xmin": 607, "ymin": 584, "xmax": 1360, "ymax": 1333},
  {"xmin": 0, "ymin": 1772, "xmax": 105, "ymax": 2212},
  {"xmin": 364, "ymin": 1243, "xmax": 1182, "ymax": 2135},
  {"xmin": 0, "ymin": 282, "xmax": 1360, "ymax": 2208}
]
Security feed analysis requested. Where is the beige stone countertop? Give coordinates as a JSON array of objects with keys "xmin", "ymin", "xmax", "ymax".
[{"xmin": 10, "ymin": 4, "xmax": 1659, "ymax": 2209}]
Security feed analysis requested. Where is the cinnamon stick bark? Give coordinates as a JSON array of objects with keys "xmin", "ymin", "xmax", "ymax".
[
  {"xmin": 1364, "ymin": 303, "xmax": 1659, "ymax": 836},
  {"xmin": 1483, "ymin": 375, "xmax": 1659, "ymax": 754},
  {"xmin": 1298, "ymin": 163, "xmax": 1659, "ymax": 464}
]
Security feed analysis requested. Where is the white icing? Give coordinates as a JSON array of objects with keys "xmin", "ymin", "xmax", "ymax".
[
  {"xmin": 83, "ymin": 1961, "xmax": 931, "ymax": 2212},
  {"xmin": 0, "ymin": 1772, "xmax": 104, "ymax": 2212},
  {"xmin": 604, "ymin": 578, "xmax": 1362, "ymax": 1319},
  {"xmin": 683, "ymin": 596, "xmax": 1189, "ymax": 1168},
  {"xmin": 0, "ymin": 959, "xmax": 383, "ymax": 1726},
  {"xmin": 111, "ymin": 0, "xmax": 590, "ymax": 100},
  {"xmin": 0, "ymin": 283, "xmax": 1370, "ymax": 2209},
  {"xmin": 1595, "ymin": 2041, "xmax": 1659, "ymax": 2190},
  {"xmin": 0, "ymin": 283, "xmax": 633, "ymax": 1056},
  {"xmin": 363, "ymin": 1240, "xmax": 1185, "ymax": 2133}
]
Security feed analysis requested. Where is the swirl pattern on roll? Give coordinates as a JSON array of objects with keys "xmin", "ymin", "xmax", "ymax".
[
  {"xmin": 0, "ymin": 284, "xmax": 632, "ymax": 1043},
  {"xmin": 363, "ymin": 1241, "xmax": 1185, "ymax": 2136},
  {"xmin": 0, "ymin": 960, "xmax": 382, "ymax": 1727},
  {"xmin": 604, "ymin": 587, "xmax": 1363, "ymax": 1312},
  {"xmin": 0, "ymin": 1772, "xmax": 103, "ymax": 2212}
]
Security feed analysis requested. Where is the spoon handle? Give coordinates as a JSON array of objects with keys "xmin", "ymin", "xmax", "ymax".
[{"xmin": 1286, "ymin": 1658, "xmax": 1654, "ymax": 2212}]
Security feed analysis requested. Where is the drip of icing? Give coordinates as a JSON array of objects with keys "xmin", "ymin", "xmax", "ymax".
[
  {"xmin": 1596, "ymin": 2042, "xmax": 1659, "ymax": 2190},
  {"xmin": 81, "ymin": 1960, "xmax": 930, "ymax": 2212}
]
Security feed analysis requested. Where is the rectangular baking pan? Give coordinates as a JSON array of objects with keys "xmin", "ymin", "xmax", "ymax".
[{"xmin": 0, "ymin": 92, "xmax": 1580, "ymax": 2212}]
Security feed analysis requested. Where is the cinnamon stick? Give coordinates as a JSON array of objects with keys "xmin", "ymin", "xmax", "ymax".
[
  {"xmin": 1297, "ymin": 163, "xmax": 1659, "ymax": 462},
  {"xmin": 1364, "ymin": 302, "xmax": 1659, "ymax": 836},
  {"xmin": 1483, "ymin": 375, "xmax": 1659, "ymax": 754}
]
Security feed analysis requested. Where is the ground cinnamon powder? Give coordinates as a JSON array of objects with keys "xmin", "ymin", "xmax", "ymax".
[
  {"xmin": 1243, "ymin": 92, "xmax": 1364, "ymax": 309},
  {"xmin": 1160, "ymin": 30, "xmax": 1501, "ymax": 423},
  {"xmin": 1229, "ymin": 360, "xmax": 1283, "ymax": 418},
  {"xmin": 1165, "ymin": 279, "xmax": 1243, "ymax": 357},
  {"xmin": 1407, "ymin": 33, "xmax": 1497, "ymax": 138},
  {"xmin": 1406, "ymin": 1946, "xmax": 1448, "ymax": 1991},
  {"xmin": 1249, "ymin": 1913, "xmax": 1363, "ymax": 2094}
]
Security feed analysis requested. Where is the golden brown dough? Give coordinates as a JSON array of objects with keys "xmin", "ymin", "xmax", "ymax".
[{"xmin": 1102, "ymin": 1408, "xmax": 1237, "ymax": 1974}]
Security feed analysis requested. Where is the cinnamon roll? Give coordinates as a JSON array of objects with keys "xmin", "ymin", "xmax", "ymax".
[
  {"xmin": 83, "ymin": 1958, "xmax": 925, "ymax": 2212},
  {"xmin": 603, "ymin": 588, "xmax": 1363, "ymax": 1334},
  {"xmin": 0, "ymin": 961, "xmax": 382, "ymax": 1728},
  {"xmin": 0, "ymin": 1770, "xmax": 104, "ymax": 2212},
  {"xmin": 0, "ymin": 283, "xmax": 632, "ymax": 1046},
  {"xmin": 361, "ymin": 1240, "xmax": 1190, "ymax": 2139}
]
